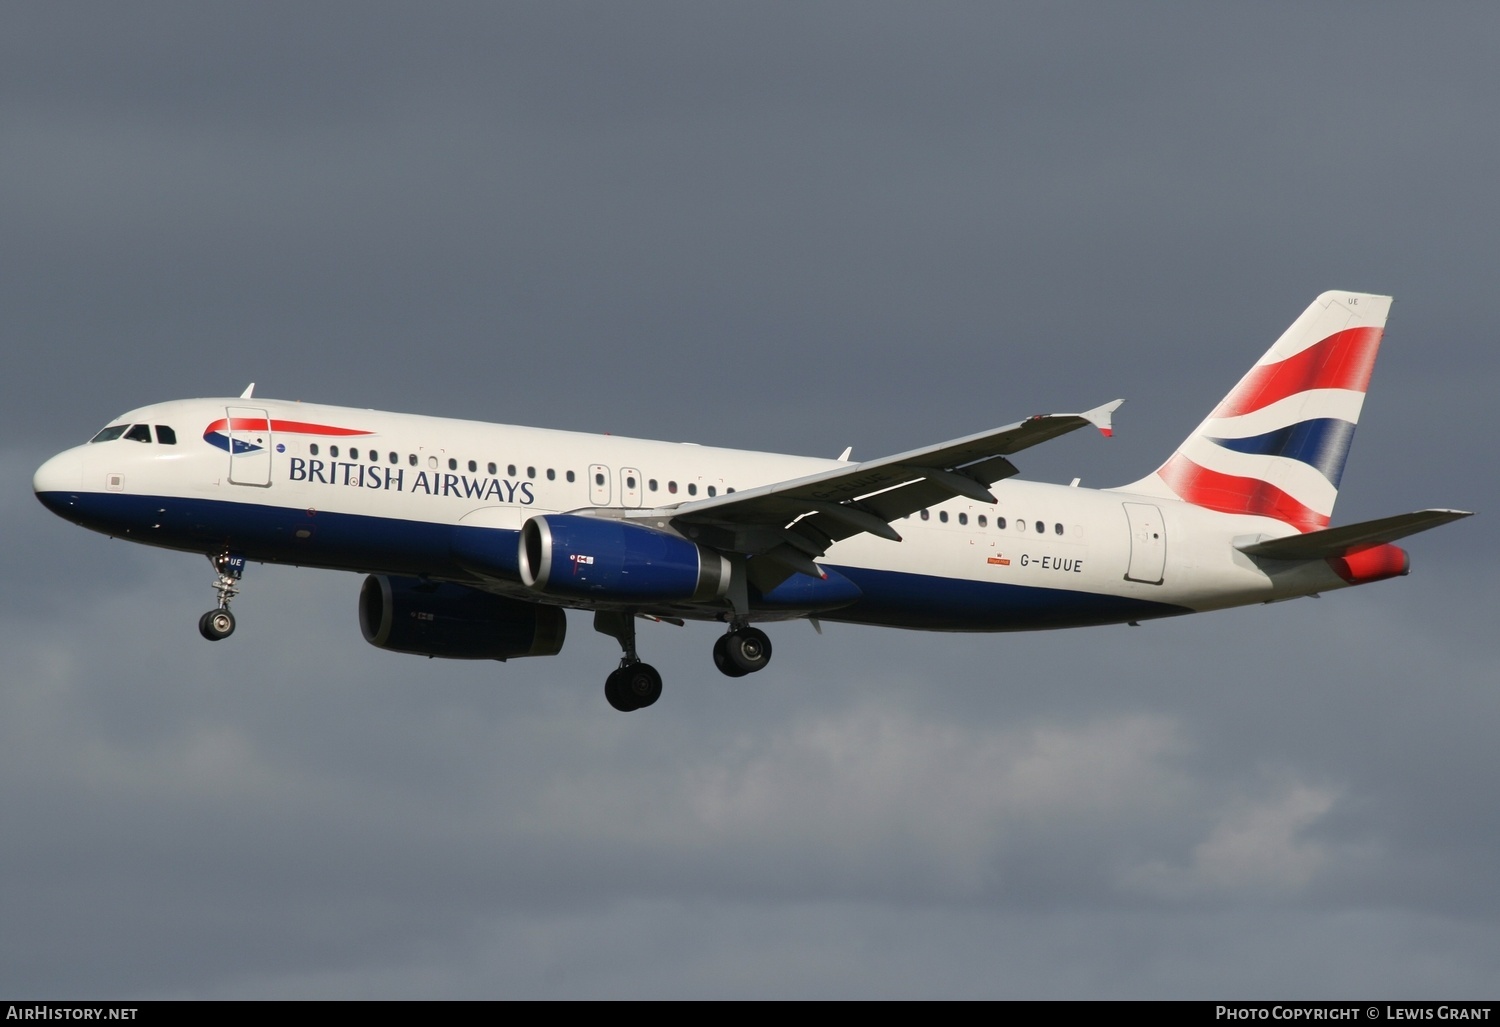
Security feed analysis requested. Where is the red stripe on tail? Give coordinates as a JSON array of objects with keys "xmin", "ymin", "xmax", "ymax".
[
  {"xmin": 1212, "ymin": 326, "xmax": 1382, "ymax": 418},
  {"xmin": 1156, "ymin": 453, "xmax": 1329, "ymax": 533}
]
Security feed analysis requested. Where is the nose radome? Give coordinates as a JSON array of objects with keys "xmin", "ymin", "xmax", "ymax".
[{"xmin": 33, "ymin": 448, "xmax": 84, "ymax": 515}]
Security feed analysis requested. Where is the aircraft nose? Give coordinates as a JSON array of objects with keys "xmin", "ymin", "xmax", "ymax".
[{"xmin": 33, "ymin": 447, "xmax": 84, "ymax": 517}]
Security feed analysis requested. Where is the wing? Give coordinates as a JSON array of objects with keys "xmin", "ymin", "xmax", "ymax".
[{"xmin": 642, "ymin": 400, "xmax": 1122, "ymax": 580}]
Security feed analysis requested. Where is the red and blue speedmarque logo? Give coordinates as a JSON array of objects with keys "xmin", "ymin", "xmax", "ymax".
[{"xmin": 202, "ymin": 417, "xmax": 373, "ymax": 454}]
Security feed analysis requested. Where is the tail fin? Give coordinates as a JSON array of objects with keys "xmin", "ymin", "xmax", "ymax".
[{"xmin": 1116, "ymin": 290, "xmax": 1391, "ymax": 532}]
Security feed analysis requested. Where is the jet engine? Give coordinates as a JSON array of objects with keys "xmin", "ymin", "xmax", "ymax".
[
  {"xmin": 358, "ymin": 575, "xmax": 566, "ymax": 660},
  {"xmin": 519, "ymin": 514, "xmax": 731, "ymax": 603}
]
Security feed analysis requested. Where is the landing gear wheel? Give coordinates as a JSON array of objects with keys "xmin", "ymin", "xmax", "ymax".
[
  {"xmin": 605, "ymin": 663, "xmax": 662, "ymax": 712},
  {"xmin": 202, "ymin": 551, "xmax": 245, "ymax": 642},
  {"xmin": 604, "ymin": 669, "xmax": 633, "ymax": 711},
  {"xmin": 621, "ymin": 662, "xmax": 662, "ymax": 709},
  {"xmin": 198, "ymin": 608, "xmax": 236, "ymax": 641},
  {"xmin": 723, "ymin": 626, "xmax": 772, "ymax": 675},
  {"xmin": 713, "ymin": 634, "xmax": 749, "ymax": 678}
]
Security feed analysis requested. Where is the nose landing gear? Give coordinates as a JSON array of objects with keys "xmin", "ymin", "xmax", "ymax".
[{"xmin": 198, "ymin": 551, "xmax": 245, "ymax": 641}]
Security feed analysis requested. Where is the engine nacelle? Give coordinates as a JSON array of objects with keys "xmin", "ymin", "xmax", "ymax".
[
  {"xmin": 358, "ymin": 575, "xmax": 566, "ymax": 660},
  {"xmin": 519, "ymin": 514, "xmax": 731, "ymax": 603}
]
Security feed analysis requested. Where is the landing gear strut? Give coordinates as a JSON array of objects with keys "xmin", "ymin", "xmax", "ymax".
[
  {"xmin": 713, "ymin": 625, "xmax": 773, "ymax": 677},
  {"xmin": 594, "ymin": 611, "xmax": 662, "ymax": 712},
  {"xmin": 199, "ymin": 551, "xmax": 245, "ymax": 641}
]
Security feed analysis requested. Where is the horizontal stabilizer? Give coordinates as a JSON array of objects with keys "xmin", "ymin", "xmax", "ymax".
[{"xmin": 1235, "ymin": 508, "xmax": 1473, "ymax": 560}]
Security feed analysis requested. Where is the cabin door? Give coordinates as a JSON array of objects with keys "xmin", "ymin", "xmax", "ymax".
[
  {"xmin": 226, "ymin": 406, "xmax": 273, "ymax": 487},
  {"xmin": 1122, "ymin": 502, "xmax": 1166, "ymax": 584}
]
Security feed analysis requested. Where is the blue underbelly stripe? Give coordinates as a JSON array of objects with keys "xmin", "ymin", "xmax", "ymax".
[{"xmin": 38, "ymin": 490, "xmax": 1188, "ymax": 630}]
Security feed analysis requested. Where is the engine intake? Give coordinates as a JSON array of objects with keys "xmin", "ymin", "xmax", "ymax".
[
  {"xmin": 519, "ymin": 514, "xmax": 731, "ymax": 603},
  {"xmin": 359, "ymin": 575, "xmax": 566, "ymax": 660}
]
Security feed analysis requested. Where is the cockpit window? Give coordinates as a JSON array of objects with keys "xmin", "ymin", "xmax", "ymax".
[
  {"xmin": 124, "ymin": 424, "xmax": 153, "ymax": 443},
  {"xmin": 90, "ymin": 424, "xmax": 129, "ymax": 443},
  {"xmin": 155, "ymin": 426, "xmax": 177, "ymax": 445}
]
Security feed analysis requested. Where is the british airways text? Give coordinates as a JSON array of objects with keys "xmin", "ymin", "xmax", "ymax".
[{"xmin": 287, "ymin": 458, "xmax": 535, "ymax": 504}]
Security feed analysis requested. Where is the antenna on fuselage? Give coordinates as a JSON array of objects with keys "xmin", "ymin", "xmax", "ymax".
[{"xmin": 240, "ymin": 383, "xmax": 256, "ymax": 399}]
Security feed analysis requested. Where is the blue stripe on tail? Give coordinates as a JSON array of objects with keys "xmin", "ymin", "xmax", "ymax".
[{"xmin": 1208, "ymin": 418, "xmax": 1357, "ymax": 487}]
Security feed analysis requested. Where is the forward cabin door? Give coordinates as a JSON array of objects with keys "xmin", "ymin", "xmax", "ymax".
[
  {"xmin": 1122, "ymin": 502, "xmax": 1166, "ymax": 584},
  {"xmin": 226, "ymin": 406, "xmax": 273, "ymax": 487}
]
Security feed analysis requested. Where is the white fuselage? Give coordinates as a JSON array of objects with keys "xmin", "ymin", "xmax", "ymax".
[{"xmin": 33, "ymin": 396, "xmax": 1353, "ymax": 633}]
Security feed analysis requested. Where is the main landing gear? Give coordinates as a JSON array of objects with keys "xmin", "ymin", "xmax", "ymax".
[
  {"xmin": 594, "ymin": 611, "xmax": 663, "ymax": 712},
  {"xmin": 712, "ymin": 625, "xmax": 773, "ymax": 678},
  {"xmin": 198, "ymin": 551, "xmax": 245, "ymax": 641},
  {"xmin": 594, "ymin": 612, "xmax": 776, "ymax": 712}
]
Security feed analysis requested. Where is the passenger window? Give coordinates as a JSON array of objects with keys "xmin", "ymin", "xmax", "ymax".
[
  {"xmin": 939, "ymin": 510, "xmax": 948, "ymax": 523},
  {"xmin": 626, "ymin": 475, "xmax": 637, "ymax": 488},
  {"xmin": 547, "ymin": 469, "xmax": 556, "ymax": 481},
  {"xmin": 707, "ymin": 485, "xmax": 715, "ymax": 497},
  {"xmin": 595, "ymin": 472, "xmax": 605, "ymax": 486},
  {"xmin": 350, "ymin": 448, "xmax": 361, "ymax": 460},
  {"xmin": 920, "ymin": 509, "xmax": 930, "ymax": 521},
  {"xmin": 688, "ymin": 483, "xmax": 697, "ymax": 496},
  {"xmin": 155, "ymin": 426, "xmax": 177, "ymax": 445},
  {"xmin": 310, "ymin": 443, "xmax": 320, "ymax": 456},
  {"xmin": 997, "ymin": 517, "xmax": 1007, "ymax": 529},
  {"xmin": 958, "ymin": 512, "xmax": 967, "ymax": 525},
  {"xmin": 90, "ymin": 425, "xmax": 128, "ymax": 444},
  {"xmin": 1036, "ymin": 521, "xmax": 1045, "ymax": 534},
  {"xmin": 331, "ymin": 445, "xmax": 340, "ymax": 458},
  {"xmin": 648, "ymin": 479, "xmax": 657, "ymax": 491},
  {"xmin": 1055, "ymin": 523, "xmax": 1064, "ymax": 535},
  {"xmin": 448, "ymin": 458, "xmax": 457, "ymax": 470},
  {"xmin": 978, "ymin": 514, "xmax": 987, "ymax": 528},
  {"xmin": 508, "ymin": 464, "xmax": 517, "ymax": 476},
  {"xmin": 1017, "ymin": 519, "xmax": 1026, "ymax": 532},
  {"xmin": 668, "ymin": 481, "xmax": 678, "ymax": 494},
  {"xmin": 567, "ymin": 470, "xmax": 576, "ymax": 483},
  {"xmin": 468, "ymin": 460, "xmax": 477, "ymax": 472},
  {"xmin": 488, "ymin": 462, "xmax": 497, "ymax": 474},
  {"xmin": 527, "ymin": 466, "xmax": 536, "ymax": 479},
  {"xmin": 389, "ymin": 452, "xmax": 398, "ymax": 464},
  {"xmin": 125, "ymin": 424, "xmax": 152, "ymax": 443}
]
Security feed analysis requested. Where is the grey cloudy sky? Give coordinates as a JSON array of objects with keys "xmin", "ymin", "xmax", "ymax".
[{"xmin": 3, "ymin": 2, "xmax": 1496, "ymax": 999}]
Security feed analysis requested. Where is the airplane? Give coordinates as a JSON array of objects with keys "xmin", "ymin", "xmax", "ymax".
[{"xmin": 32, "ymin": 291, "xmax": 1471, "ymax": 711}]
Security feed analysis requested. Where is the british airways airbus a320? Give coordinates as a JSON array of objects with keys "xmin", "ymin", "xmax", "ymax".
[{"xmin": 33, "ymin": 292, "xmax": 1470, "ymax": 711}]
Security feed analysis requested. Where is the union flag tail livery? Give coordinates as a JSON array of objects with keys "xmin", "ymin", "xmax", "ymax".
[
  {"xmin": 33, "ymin": 290, "xmax": 1471, "ymax": 712},
  {"xmin": 1120, "ymin": 291, "xmax": 1388, "ymax": 534}
]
